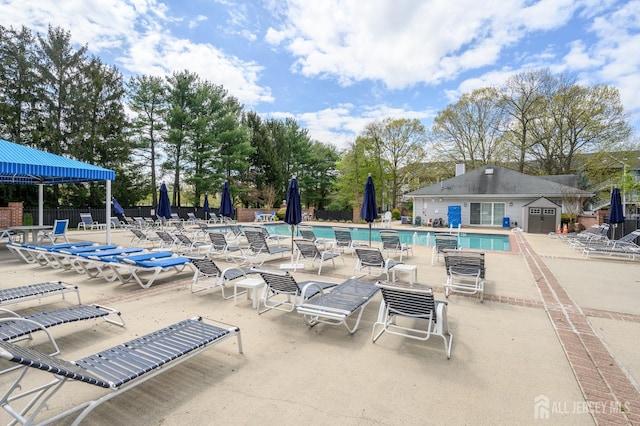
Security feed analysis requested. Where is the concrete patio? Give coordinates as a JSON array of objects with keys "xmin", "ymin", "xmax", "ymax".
[{"xmin": 0, "ymin": 223, "xmax": 638, "ymax": 425}]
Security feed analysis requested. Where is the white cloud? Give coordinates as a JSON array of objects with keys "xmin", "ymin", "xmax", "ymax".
[
  {"xmin": 265, "ymin": 0, "xmax": 582, "ymax": 89},
  {"xmin": 188, "ymin": 15, "xmax": 208, "ymax": 29},
  {"xmin": 578, "ymin": 1, "xmax": 640, "ymax": 112},
  {"xmin": 444, "ymin": 68, "xmax": 515, "ymax": 103},
  {"xmin": 561, "ymin": 40, "xmax": 604, "ymax": 70},
  {"xmin": 0, "ymin": 0, "xmax": 273, "ymax": 106},
  {"xmin": 0, "ymin": 0, "xmax": 143, "ymax": 51},
  {"xmin": 120, "ymin": 35, "xmax": 274, "ymax": 105},
  {"xmin": 267, "ymin": 103, "xmax": 435, "ymax": 150},
  {"xmin": 3, "ymin": 0, "xmax": 638, "ymax": 145}
]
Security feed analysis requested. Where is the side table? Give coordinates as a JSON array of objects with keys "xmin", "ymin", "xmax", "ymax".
[
  {"xmin": 234, "ymin": 277, "xmax": 265, "ymax": 310},
  {"xmin": 391, "ymin": 264, "xmax": 417, "ymax": 284}
]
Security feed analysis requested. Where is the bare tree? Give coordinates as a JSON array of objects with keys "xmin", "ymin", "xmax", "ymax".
[
  {"xmin": 432, "ymin": 87, "xmax": 507, "ymax": 168},
  {"xmin": 500, "ymin": 69, "xmax": 558, "ymax": 172}
]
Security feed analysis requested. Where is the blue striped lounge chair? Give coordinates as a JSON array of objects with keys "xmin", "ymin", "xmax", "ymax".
[
  {"xmin": 254, "ymin": 268, "xmax": 338, "ymax": 314},
  {"xmin": 0, "ymin": 317, "xmax": 242, "ymax": 425},
  {"xmin": 372, "ymin": 281, "xmax": 453, "ymax": 359},
  {"xmin": 296, "ymin": 277, "xmax": 380, "ymax": 334}
]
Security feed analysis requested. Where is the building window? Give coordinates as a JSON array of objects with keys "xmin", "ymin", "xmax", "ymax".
[
  {"xmin": 470, "ymin": 202, "xmax": 506, "ymax": 226},
  {"xmin": 543, "ymin": 208, "xmax": 555, "ymax": 215}
]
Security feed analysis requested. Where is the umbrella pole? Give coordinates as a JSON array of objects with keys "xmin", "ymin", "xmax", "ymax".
[
  {"xmin": 369, "ymin": 223, "xmax": 372, "ymax": 247},
  {"xmin": 280, "ymin": 224, "xmax": 304, "ymax": 270},
  {"xmin": 291, "ymin": 225, "xmax": 295, "ymax": 261}
]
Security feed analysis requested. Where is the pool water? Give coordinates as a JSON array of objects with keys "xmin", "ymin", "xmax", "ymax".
[{"xmin": 259, "ymin": 224, "xmax": 510, "ymax": 251}]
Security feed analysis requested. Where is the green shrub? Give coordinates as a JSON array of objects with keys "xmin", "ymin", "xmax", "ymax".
[
  {"xmin": 391, "ymin": 208, "xmax": 401, "ymax": 220},
  {"xmin": 23, "ymin": 213, "xmax": 33, "ymax": 226}
]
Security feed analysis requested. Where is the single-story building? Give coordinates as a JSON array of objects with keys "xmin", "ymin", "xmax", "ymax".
[{"xmin": 405, "ymin": 164, "xmax": 593, "ymax": 233}]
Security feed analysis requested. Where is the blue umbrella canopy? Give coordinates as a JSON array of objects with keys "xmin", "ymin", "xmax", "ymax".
[
  {"xmin": 203, "ymin": 194, "xmax": 210, "ymax": 220},
  {"xmin": 608, "ymin": 187, "xmax": 624, "ymax": 239},
  {"xmin": 156, "ymin": 182, "xmax": 172, "ymax": 219},
  {"xmin": 220, "ymin": 181, "xmax": 234, "ymax": 218},
  {"xmin": 284, "ymin": 177, "xmax": 302, "ymax": 226},
  {"xmin": 112, "ymin": 197, "xmax": 125, "ymax": 215},
  {"xmin": 361, "ymin": 174, "xmax": 378, "ymax": 246},
  {"xmin": 284, "ymin": 177, "xmax": 302, "ymax": 252},
  {"xmin": 608, "ymin": 187, "xmax": 624, "ymax": 224}
]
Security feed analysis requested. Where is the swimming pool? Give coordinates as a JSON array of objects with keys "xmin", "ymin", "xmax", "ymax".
[{"xmin": 259, "ymin": 224, "xmax": 511, "ymax": 251}]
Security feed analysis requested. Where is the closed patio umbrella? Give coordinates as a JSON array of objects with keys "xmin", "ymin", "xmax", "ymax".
[
  {"xmin": 112, "ymin": 197, "xmax": 125, "ymax": 217},
  {"xmin": 281, "ymin": 176, "xmax": 302, "ymax": 269},
  {"xmin": 220, "ymin": 181, "xmax": 234, "ymax": 219},
  {"xmin": 203, "ymin": 194, "xmax": 210, "ymax": 221},
  {"xmin": 156, "ymin": 182, "xmax": 172, "ymax": 222},
  {"xmin": 608, "ymin": 187, "xmax": 624, "ymax": 239},
  {"xmin": 361, "ymin": 173, "xmax": 378, "ymax": 246}
]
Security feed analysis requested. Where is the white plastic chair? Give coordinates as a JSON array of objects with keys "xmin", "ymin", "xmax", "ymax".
[
  {"xmin": 381, "ymin": 211, "xmax": 392, "ymax": 228},
  {"xmin": 38, "ymin": 219, "xmax": 70, "ymax": 244}
]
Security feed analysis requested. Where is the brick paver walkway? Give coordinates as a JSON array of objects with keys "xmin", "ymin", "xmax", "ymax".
[{"xmin": 514, "ymin": 232, "xmax": 640, "ymax": 425}]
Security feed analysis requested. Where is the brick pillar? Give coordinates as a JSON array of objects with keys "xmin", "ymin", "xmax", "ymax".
[
  {"xmin": 9, "ymin": 202, "xmax": 23, "ymax": 226},
  {"xmin": 353, "ymin": 205, "xmax": 361, "ymax": 223}
]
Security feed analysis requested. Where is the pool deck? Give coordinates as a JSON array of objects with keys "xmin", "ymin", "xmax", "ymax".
[{"xmin": 0, "ymin": 220, "xmax": 638, "ymax": 424}]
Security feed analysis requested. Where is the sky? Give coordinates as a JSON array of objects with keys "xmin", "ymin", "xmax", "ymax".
[{"xmin": 1, "ymin": 0, "xmax": 639, "ymax": 150}]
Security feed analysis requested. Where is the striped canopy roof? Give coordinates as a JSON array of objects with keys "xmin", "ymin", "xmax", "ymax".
[{"xmin": 0, "ymin": 139, "xmax": 115, "ymax": 184}]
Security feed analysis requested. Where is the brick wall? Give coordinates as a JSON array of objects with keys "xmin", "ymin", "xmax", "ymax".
[
  {"xmin": 577, "ymin": 214, "xmax": 599, "ymax": 229},
  {"xmin": 0, "ymin": 202, "xmax": 23, "ymax": 227}
]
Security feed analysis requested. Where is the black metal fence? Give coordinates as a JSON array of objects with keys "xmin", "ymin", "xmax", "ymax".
[
  {"xmin": 22, "ymin": 207, "xmax": 353, "ymax": 226},
  {"xmin": 604, "ymin": 218, "xmax": 640, "ymax": 243},
  {"xmin": 23, "ymin": 206, "xmax": 211, "ymax": 227},
  {"xmin": 314, "ymin": 210, "xmax": 352, "ymax": 222}
]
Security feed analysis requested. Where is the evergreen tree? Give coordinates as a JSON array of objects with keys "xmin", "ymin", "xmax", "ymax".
[
  {"xmin": 164, "ymin": 70, "xmax": 198, "ymax": 207},
  {"xmin": 127, "ymin": 74, "xmax": 167, "ymax": 206}
]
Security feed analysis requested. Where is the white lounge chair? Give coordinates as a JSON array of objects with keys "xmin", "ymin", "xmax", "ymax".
[
  {"xmin": 443, "ymin": 250, "xmax": 486, "ymax": 302},
  {"xmin": 206, "ymin": 231, "xmax": 244, "ymax": 261},
  {"xmin": 243, "ymin": 228, "xmax": 290, "ymax": 266},
  {"xmin": 431, "ymin": 233, "xmax": 458, "ymax": 265},
  {"xmin": 186, "ymin": 212, "xmax": 198, "ymax": 224},
  {"xmin": 254, "ymin": 268, "xmax": 338, "ymax": 314},
  {"xmin": 0, "ymin": 317, "xmax": 242, "ymax": 425},
  {"xmin": 0, "ymin": 304, "xmax": 124, "ymax": 357},
  {"xmin": 296, "ymin": 277, "xmax": 380, "ymax": 334},
  {"xmin": 0, "ymin": 281, "xmax": 80, "ymax": 308},
  {"xmin": 7, "ymin": 241, "xmax": 96, "ymax": 265},
  {"xmin": 332, "ymin": 227, "xmax": 366, "ymax": 255},
  {"xmin": 77, "ymin": 213, "xmax": 104, "ymax": 230},
  {"xmin": 372, "ymin": 281, "xmax": 453, "ymax": 359},
  {"xmin": 293, "ymin": 238, "xmax": 342, "ymax": 275},
  {"xmin": 189, "ymin": 256, "xmax": 259, "ymax": 297},
  {"xmin": 128, "ymin": 228, "xmax": 161, "ymax": 247},
  {"xmin": 116, "ymin": 255, "xmax": 192, "ymax": 288},
  {"xmin": 354, "ymin": 247, "xmax": 404, "ymax": 281},
  {"xmin": 297, "ymin": 225, "xmax": 333, "ymax": 248},
  {"xmin": 379, "ymin": 229, "xmax": 413, "ymax": 261},
  {"xmin": 173, "ymin": 233, "xmax": 211, "ymax": 254}
]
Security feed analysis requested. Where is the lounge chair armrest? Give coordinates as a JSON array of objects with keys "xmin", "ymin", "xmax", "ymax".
[
  {"xmin": 448, "ymin": 267, "xmax": 481, "ymax": 278},
  {"xmin": 220, "ymin": 266, "xmax": 248, "ymax": 280},
  {"xmin": 0, "ymin": 308, "xmax": 21, "ymax": 318},
  {"xmin": 300, "ymin": 281, "xmax": 327, "ymax": 300},
  {"xmin": 0, "ymin": 316, "xmax": 60, "ymax": 354},
  {"xmin": 434, "ymin": 300, "xmax": 449, "ymax": 335}
]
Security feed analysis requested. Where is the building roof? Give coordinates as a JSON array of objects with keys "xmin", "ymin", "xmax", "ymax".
[
  {"xmin": 406, "ymin": 165, "xmax": 592, "ymax": 198},
  {"xmin": 0, "ymin": 139, "xmax": 115, "ymax": 185}
]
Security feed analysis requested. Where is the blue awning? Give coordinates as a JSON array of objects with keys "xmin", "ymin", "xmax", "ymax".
[{"xmin": 0, "ymin": 139, "xmax": 115, "ymax": 184}]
